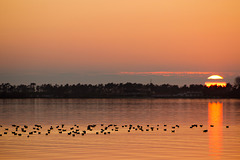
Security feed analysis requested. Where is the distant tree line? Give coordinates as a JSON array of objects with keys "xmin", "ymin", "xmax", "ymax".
[{"xmin": 0, "ymin": 77, "xmax": 240, "ymax": 98}]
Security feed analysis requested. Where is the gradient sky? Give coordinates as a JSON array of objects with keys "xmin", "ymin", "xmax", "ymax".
[{"xmin": 0, "ymin": 0, "xmax": 239, "ymax": 85}]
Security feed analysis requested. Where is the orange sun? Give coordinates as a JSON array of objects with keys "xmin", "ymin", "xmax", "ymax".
[
  {"xmin": 207, "ymin": 75, "xmax": 223, "ymax": 80},
  {"xmin": 205, "ymin": 75, "xmax": 226, "ymax": 87}
]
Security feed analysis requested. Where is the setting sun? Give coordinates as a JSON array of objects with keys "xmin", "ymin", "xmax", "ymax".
[
  {"xmin": 205, "ymin": 75, "xmax": 226, "ymax": 87},
  {"xmin": 208, "ymin": 75, "xmax": 224, "ymax": 80}
]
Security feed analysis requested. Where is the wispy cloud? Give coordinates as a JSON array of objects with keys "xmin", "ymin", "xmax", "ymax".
[{"xmin": 119, "ymin": 72, "xmax": 214, "ymax": 77}]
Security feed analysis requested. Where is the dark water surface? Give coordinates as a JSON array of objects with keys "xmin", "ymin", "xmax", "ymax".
[{"xmin": 0, "ymin": 99, "xmax": 239, "ymax": 160}]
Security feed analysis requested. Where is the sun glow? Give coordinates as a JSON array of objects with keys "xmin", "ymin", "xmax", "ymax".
[
  {"xmin": 205, "ymin": 75, "xmax": 226, "ymax": 87},
  {"xmin": 205, "ymin": 82, "xmax": 226, "ymax": 87},
  {"xmin": 208, "ymin": 75, "xmax": 223, "ymax": 80}
]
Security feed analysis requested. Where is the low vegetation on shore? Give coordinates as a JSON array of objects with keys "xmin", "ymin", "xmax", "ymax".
[{"xmin": 1, "ymin": 77, "xmax": 239, "ymax": 98}]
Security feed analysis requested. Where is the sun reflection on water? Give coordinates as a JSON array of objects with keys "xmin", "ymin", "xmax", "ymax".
[{"xmin": 208, "ymin": 102, "xmax": 223, "ymax": 159}]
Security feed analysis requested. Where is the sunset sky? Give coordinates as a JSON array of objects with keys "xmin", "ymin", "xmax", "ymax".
[{"xmin": 0, "ymin": 0, "xmax": 239, "ymax": 85}]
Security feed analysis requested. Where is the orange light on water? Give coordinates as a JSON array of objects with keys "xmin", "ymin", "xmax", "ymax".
[
  {"xmin": 205, "ymin": 82, "xmax": 226, "ymax": 87},
  {"xmin": 208, "ymin": 102, "xmax": 223, "ymax": 159}
]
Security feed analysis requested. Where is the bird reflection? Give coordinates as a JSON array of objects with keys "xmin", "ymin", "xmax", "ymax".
[{"xmin": 208, "ymin": 102, "xmax": 223, "ymax": 159}]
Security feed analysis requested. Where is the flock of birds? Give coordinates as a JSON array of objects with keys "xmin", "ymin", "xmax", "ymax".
[{"xmin": 0, "ymin": 124, "xmax": 230, "ymax": 138}]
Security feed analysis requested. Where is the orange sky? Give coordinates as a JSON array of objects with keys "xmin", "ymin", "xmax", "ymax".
[{"xmin": 0, "ymin": 0, "xmax": 239, "ymax": 84}]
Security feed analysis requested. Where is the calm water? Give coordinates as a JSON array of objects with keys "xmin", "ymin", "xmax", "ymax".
[{"xmin": 0, "ymin": 99, "xmax": 240, "ymax": 160}]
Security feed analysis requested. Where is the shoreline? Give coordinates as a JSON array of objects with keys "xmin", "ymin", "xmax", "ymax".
[{"xmin": 0, "ymin": 97, "xmax": 239, "ymax": 99}]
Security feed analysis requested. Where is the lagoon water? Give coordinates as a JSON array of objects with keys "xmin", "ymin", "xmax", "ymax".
[{"xmin": 0, "ymin": 99, "xmax": 240, "ymax": 160}]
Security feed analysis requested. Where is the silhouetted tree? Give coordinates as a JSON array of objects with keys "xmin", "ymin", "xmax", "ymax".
[
  {"xmin": 235, "ymin": 76, "xmax": 240, "ymax": 88},
  {"xmin": 0, "ymin": 82, "xmax": 239, "ymax": 98}
]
